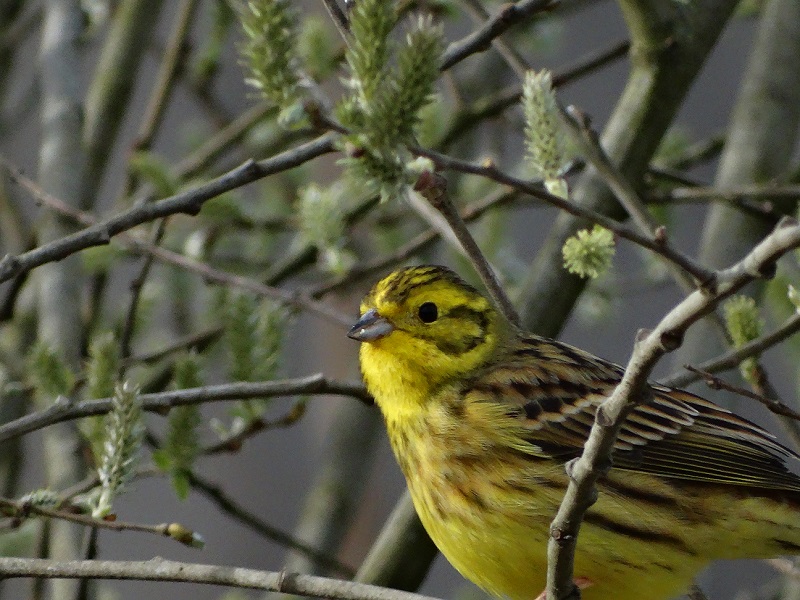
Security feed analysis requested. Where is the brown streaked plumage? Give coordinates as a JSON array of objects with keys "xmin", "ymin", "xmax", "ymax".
[{"xmin": 349, "ymin": 265, "xmax": 800, "ymax": 600}]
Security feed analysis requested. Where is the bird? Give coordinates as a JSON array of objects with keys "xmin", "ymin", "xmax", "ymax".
[{"xmin": 347, "ymin": 264, "xmax": 800, "ymax": 600}]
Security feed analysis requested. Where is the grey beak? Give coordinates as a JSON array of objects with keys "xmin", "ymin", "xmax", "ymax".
[{"xmin": 347, "ymin": 309, "xmax": 395, "ymax": 342}]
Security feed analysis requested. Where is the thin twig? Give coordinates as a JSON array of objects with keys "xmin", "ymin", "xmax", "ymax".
[
  {"xmin": 0, "ymin": 497, "xmax": 199, "ymax": 547},
  {"xmin": 457, "ymin": 0, "xmax": 530, "ymax": 77},
  {"xmin": 201, "ymin": 398, "xmax": 307, "ymax": 455},
  {"xmin": 683, "ymin": 365, "xmax": 800, "ymax": 421},
  {"xmin": 175, "ymin": 102, "xmax": 274, "ymax": 179},
  {"xmin": 552, "ymin": 39, "xmax": 630, "ymax": 88},
  {"xmin": 747, "ymin": 364, "xmax": 800, "ymax": 447},
  {"xmin": 134, "ymin": 0, "xmax": 199, "ymax": 150},
  {"xmin": 0, "ymin": 557, "xmax": 443, "ymax": 600},
  {"xmin": 662, "ymin": 312, "xmax": 800, "ymax": 388},
  {"xmin": 0, "ymin": 134, "xmax": 336, "ymax": 285},
  {"xmin": 414, "ymin": 171, "xmax": 520, "ymax": 326},
  {"xmin": 310, "ymin": 189, "xmax": 519, "ymax": 297},
  {"xmin": 440, "ymin": 0, "xmax": 555, "ymax": 71},
  {"xmin": 7, "ymin": 165, "xmax": 350, "ymax": 327},
  {"xmin": 662, "ymin": 133, "xmax": 725, "ymax": 171},
  {"xmin": 119, "ymin": 218, "xmax": 169, "ymax": 372},
  {"xmin": 118, "ymin": 236, "xmax": 352, "ymax": 326},
  {"xmin": 126, "ymin": 327, "xmax": 222, "ymax": 366},
  {"xmin": 438, "ymin": 39, "xmax": 629, "ymax": 149},
  {"xmin": 652, "ymin": 183, "xmax": 800, "ymax": 202},
  {"xmin": 415, "ymin": 147, "xmax": 716, "ymax": 287},
  {"xmin": 320, "ymin": 0, "xmax": 350, "ymax": 43},
  {"xmin": 186, "ymin": 471, "xmax": 356, "ymax": 577},
  {"xmin": 559, "ymin": 105, "xmax": 715, "ymax": 291},
  {"xmin": 0, "ymin": 375, "xmax": 371, "ymax": 444}
]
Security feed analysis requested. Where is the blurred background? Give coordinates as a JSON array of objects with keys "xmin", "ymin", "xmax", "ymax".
[{"xmin": 1, "ymin": 1, "xmax": 799, "ymax": 599}]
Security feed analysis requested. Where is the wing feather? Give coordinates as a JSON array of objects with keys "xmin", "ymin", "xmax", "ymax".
[{"xmin": 472, "ymin": 335, "xmax": 800, "ymax": 493}]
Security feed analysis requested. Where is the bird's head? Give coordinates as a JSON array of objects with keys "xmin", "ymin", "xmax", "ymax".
[{"xmin": 349, "ymin": 265, "xmax": 505, "ymax": 399}]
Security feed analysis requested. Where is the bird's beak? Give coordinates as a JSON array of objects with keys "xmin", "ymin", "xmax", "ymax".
[{"xmin": 347, "ymin": 309, "xmax": 395, "ymax": 342}]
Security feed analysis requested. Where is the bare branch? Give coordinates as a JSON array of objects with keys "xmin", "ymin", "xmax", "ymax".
[
  {"xmin": 559, "ymin": 105, "xmax": 716, "ymax": 290},
  {"xmin": 438, "ymin": 38, "xmax": 629, "ymax": 150},
  {"xmin": 441, "ymin": 0, "xmax": 555, "ymax": 71},
  {"xmin": 0, "ymin": 557, "xmax": 443, "ymax": 600},
  {"xmin": 0, "ymin": 375, "xmax": 371, "ymax": 444},
  {"xmin": 134, "ymin": 0, "xmax": 199, "ymax": 150},
  {"xmin": 663, "ymin": 312, "xmax": 800, "ymax": 388},
  {"xmin": 0, "ymin": 134, "xmax": 336, "ymax": 285},
  {"xmin": 186, "ymin": 472, "xmax": 356, "ymax": 577},
  {"xmin": 415, "ymin": 147, "xmax": 715, "ymax": 286},
  {"xmin": 414, "ymin": 171, "xmax": 520, "ymax": 326},
  {"xmin": 682, "ymin": 365, "xmax": 800, "ymax": 422},
  {"xmin": 651, "ymin": 183, "xmax": 800, "ymax": 203},
  {"xmin": 320, "ymin": 0, "xmax": 350, "ymax": 42},
  {"xmin": 310, "ymin": 189, "xmax": 518, "ymax": 297},
  {"xmin": 0, "ymin": 497, "xmax": 200, "ymax": 547}
]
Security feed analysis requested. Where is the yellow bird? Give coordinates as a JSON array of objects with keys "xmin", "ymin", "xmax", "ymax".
[{"xmin": 348, "ymin": 265, "xmax": 800, "ymax": 600}]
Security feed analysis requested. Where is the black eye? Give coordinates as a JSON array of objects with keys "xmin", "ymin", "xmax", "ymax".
[{"xmin": 418, "ymin": 302, "xmax": 438, "ymax": 323}]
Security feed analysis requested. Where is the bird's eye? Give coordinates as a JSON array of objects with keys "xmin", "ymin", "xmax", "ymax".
[{"xmin": 418, "ymin": 302, "xmax": 438, "ymax": 323}]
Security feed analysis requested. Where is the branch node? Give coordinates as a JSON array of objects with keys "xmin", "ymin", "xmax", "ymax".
[
  {"xmin": 659, "ymin": 329, "xmax": 683, "ymax": 352},
  {"xmin": 777, "ymin": 215, "xmax": 799, "ymax": 229},
  {"xmin": 277, "ymin": 569, "xmax": 297, "ymax": 593},
  {"xmin": 549, "ymin": 524, "xmax": 574, "ymax": 544},
  {"xmin": 413, "ymin": 170, "xmax": 448, "ymax": 207},
  {"xmin": 346, "ymin": 144, "xmax": 365, "ymax": 159},
  {"xmin": 564, "ymin": 457, "xmax": 579, "ymax": 481},
  {"xmin": 96, "ymin": 228, "xmax": 112, "ymax": 244},
  {"xmin": 241, "ymin": 158, "xmax": 260, "ymax": 177},
  {"xmin": 757, "ymin": 261, "xmax": 777, "ymax": 280},
  {"xmin": 653, "ymin": 225, "xmax": 667, "ymax": 244},
  {"xmin": 635, "ymin": 328, "xmax": 652, "ymax": 343},
  {"xmin": 54, "ymin": 395, "xmax": 73, "ymax": 409},
  {"xmin": 697, "ymin": 273, "xmax": 718, "ymax": 295},
  {"xmin": 594, "ymin": 404, "xmax": 612, "ymax": 427},
  {"xmin": 0, "ymin": 254, "xmax": 22, "ymax": 278}
]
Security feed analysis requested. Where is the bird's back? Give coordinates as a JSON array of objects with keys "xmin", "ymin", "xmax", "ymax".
[{"xmin": 389, "ymin": 333, "xmax": 800, "ymax": 599}]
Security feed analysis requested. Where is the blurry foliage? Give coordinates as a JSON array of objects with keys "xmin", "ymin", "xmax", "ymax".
[{"xmin": 0, "ymin": 0, "xmax": 798, "ymax": 597}]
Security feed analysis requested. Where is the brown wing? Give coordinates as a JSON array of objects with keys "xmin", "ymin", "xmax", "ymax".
[{"xmin": 470, "ymin": 334, "xmax": 800, "ymax": 493}]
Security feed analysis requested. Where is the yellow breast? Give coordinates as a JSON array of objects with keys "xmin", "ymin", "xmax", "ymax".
[{"xmin": 383, "ymin": 398, "xmax": 706, "ymax": 600}]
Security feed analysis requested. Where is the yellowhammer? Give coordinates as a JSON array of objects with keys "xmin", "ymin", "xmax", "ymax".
[{"xmin": 347, "ymin": 265, "xmax": 800, "ymax": 600}]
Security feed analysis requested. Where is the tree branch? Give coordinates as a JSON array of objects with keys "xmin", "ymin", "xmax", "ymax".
[
  {"xmin": 415, "ymin": 147, "xmax": 714, "ymax": 285},
  {"xmin": 414, "ymin": 171, "xmax": 520, "ymax": 326},
  {"xmin": 0, "ymin": 557, "xmax": 443, "ymax": 600},
  {"xmin": 664, "ymin": 312, "xmax": 800, "ymax": 388},
  {"xmin": 0, "ymin": 134, "xmax": 336, "ymax": 285},
  {"xmin": 0, "ymin": 497, "xmax": 201, "ymax": 548},
  {"xmin": 546, "ymin": 216, "xmax": 800, "ymax": 600},
  {"xmin": 186, "ymin": 472, "xmax": 356, "ymax": 577},
  {"xmin": 0, "ymin": 375, "xmax": 371, "ymax": 444},
  {"xmin": 440, "ymin": 0, "xmax": 554, "ymax": 71},
  {"xmin": 518, "ymin": 0, "xmax": 740, "ymax": 336},
  {"xmin": 682, "ymin": 365, "xmax": 800, "ymax": 421}
]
